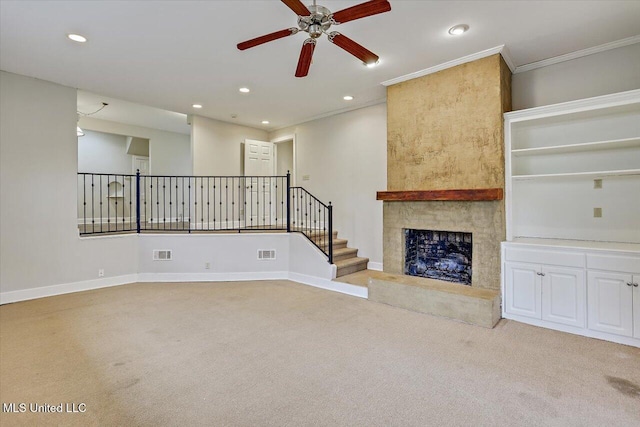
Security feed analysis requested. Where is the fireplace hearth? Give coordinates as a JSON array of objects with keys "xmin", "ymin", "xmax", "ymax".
[{"xmin": 404, "ymin": 229, "xmax": 472, "ymax": 285}]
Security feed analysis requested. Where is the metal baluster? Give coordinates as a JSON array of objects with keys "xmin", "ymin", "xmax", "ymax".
[
  {"xmin": 238, "ymin": 178, "xmax": 242, "ymax": 232},
  {"xmin": 99, "ymin": 175, "xmax": 103, "ymax": 233},
  {"xmin": 243, "ymin": 176, "xmax": 247, "ymax": 230},
  {"xmin": 162, "ymin": 177, "xmax": 166, "ymax": 230},
  {"xmin": 286, "ymin": 173, "xmax": 290, "ymax": 232},
  {"xmin": 82, "ymin": 174, "xmax": 86, "ymax": 234},
  {"xmin": 232, "ymin": 176, "xmax": 236, "ymax": 231},
  {"xmin": 328, "ymin": 202, "xmax": 333, "ymax": 264}
]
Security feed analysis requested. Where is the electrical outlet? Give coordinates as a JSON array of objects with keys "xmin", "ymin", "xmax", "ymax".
[
  {"xmin": 98, "ymin": 269, "xmax": 105, "ymax": 277},
  {"xmin": 302, "ymin": 175, "xmax": 310, "ymax": 181},
  {"xmin": 205, "ymin": 262, "xmax": 211, "ymax": 269},
  {"xmin": 594, "ymin": 179, "xmax": 602, "ymax": 189},
  {"xmin": 593, "ymin": 207, "xmax": 602, "ymax": 218}
]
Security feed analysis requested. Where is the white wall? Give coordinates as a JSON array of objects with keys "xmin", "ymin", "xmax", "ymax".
[
  {"xmin": 138, "ymin": 234, "xmax": 290, "ymax": 278},
  {"xmin": 78, "ymin": 129, "xmax": 132, "ymax": 174},
  {"xmin": 270, "ymin": 103, "xmax": 387, "ymax": 266},
  {"xmin": 512, "ymin": 43, "xmax": 640, "ymax": 110},
  {"xmin": 191, "ymin": 116, "xmax": 268, "ymax": 175},
  {"xmin": 79, "ymin": 116, "xmax": 191, "ymax": 175},
  {"xmin": 0, "ymin": 71, "xmax": 138, "ymax": 294}
]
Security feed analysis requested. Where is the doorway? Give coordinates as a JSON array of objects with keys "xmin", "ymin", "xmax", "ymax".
[{"xmin": 272, "ymin": 134, "xmax": 296, "ymax": 185}]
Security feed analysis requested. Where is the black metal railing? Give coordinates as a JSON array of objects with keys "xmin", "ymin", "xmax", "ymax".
[
  {"xmin": 77, "ymin": 171, "xmax": 334, "ymax": 263},
  {"xmin": 77, "ymin": 173, "xmax": 137, "ymax": 234},
  {"xmin": 290, "ymin": 187, "xmax": 333, "ymax": 264}
]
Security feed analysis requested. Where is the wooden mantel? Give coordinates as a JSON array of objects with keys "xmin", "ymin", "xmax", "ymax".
[{"xmin": 376, "ymin": 188, "xmax": 503, "ymax": 202}]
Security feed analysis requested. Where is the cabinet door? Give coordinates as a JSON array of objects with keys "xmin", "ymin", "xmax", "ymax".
[
  {"xmin": 541, "ymin": 266, "xmax": 585, "ymax": 328},
  {"xmin": 587, "ymin": 271, "xmax": 633, "ymax": 337},
  {"xmin": 634, "ymin": 275, "xmax": 640, "ymax": 340},
  {"xmin": 505, "ymin": 262, "xmax": 541, "ymax": 319}
]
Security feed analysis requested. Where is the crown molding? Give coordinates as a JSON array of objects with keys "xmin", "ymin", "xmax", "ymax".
[
  {"xmin": 381, "ymin": 45, "xmax": 513, "ymax": 87},
  {"xmin": 504, "ymin": 88, "xmax": 640, "ymax": 122},
  {"xmin": 514, "ymin": 35, "xmax": 640, "ymax": 74},
  {"xmin": 272, "ymin": 97, "xmax": 387, "ymax": 131}
]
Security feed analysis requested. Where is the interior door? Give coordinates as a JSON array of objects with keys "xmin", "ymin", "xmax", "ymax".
[{"xmin": 244, "ymin": 139, "xmax": 274, "ymax": 227}]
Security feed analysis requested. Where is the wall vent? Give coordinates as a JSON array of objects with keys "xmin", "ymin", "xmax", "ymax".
[
  {"xmin": 257, "ymin": 249, "xmax": 276, "ymax": 260},
  {"xmin": 153, "ymin": 249, "xmax": 172, "ymax": 261}
]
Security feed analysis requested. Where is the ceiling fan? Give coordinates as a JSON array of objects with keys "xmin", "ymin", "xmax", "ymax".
[{"xmin": 237, "ymin": 0, "xmax": 392, "ymax": 77}]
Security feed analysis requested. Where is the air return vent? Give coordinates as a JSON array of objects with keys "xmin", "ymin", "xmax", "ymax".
[
  {"xmin": 257, "ymin": 249, "xmax": 276, "ymax": 260},
  {"xmin": 153, "ymin": 249, "xmax": 172, "ymax": 261}
]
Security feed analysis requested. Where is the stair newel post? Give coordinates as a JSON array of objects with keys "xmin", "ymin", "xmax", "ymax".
[
  {"xmin": 135, "ymin": 169, "xmax": 141, "ymax": 234},
  {"xmin": 328, "ymin": 201, "xmax": 333, "ymax": 264},
  {"xmin": 286, "ymin": 170, "xmax": 291, "ymax": 233}
]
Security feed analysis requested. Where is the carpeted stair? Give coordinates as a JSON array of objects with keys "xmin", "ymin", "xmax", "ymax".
[{"xmin": 309, "ymin": 230, "xmax": 368, "ymax": 277}]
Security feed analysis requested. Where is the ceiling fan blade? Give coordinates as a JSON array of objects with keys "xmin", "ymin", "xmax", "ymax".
[
  {"xmin": 281, "ymin": 0, "xmax": 310, "ymax": 16},
  {"xmin": 330, "ymin": 0, "xmax": 391, "ymax": 24},
  {"xmin": 328, "ymin": 32, "xmax": 379, "ymax": 65},
  {"xmin": 295, "ymin": 39, "xmax": 316, "ymax": 78},
  {"xmin": 237, "ymin": 28, "xmax": 299, "ymax": 50}
]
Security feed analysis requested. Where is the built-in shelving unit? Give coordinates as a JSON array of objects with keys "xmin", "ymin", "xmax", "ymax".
[
  {"xmin": 505, "ymin": 89, "xmax": 640, "ymax": 243},
  {"xmin": 502, "ymin": 89, "xmax": 640, "ymax": 347}
]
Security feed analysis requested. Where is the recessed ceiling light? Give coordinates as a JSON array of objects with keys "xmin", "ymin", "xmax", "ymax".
[
  {"xmin": 67, "ymin": 33, "xmax": 87, "ymax": 43},
  {"xmin": 261, "ymin": 120, "xmax": 270, "ymax": 125},
  {"xmin": 448, "ymin": 24, "xmax": 469, "ymax": 36},
  {"xmin": 343, "ymin": 95, "xmax": 354, "ymax": 101},
  {"xmin": 192, "ymin": 104, "xmax": 203, "ymax": 109},
  {"xmin": 364, "ymin": 60, "xmax": 380, "ymax": 68},
  {"xmin": 239, "ymin": 87, "xmax": 250, "ymax": 93}
]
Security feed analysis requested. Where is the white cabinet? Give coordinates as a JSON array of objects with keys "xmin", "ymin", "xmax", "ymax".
[
  {"xmin": 635, "ymin": 283, "xmax": 640, "ymax": 340},
  {"xmin": 502, "ymin": 242, "xmax": 640, "ymax": 347},
  {"xmin": 541, "ymin": 266, "xmax": 585, "ymax": 328},
  {"xmin": 505, "ymin": 262, "xmax": 541, "ymax": 319},
  {"xmin": 505, "ymin": 261, "xmax": 584, "ymax": 328},
  {"xmin": 587, "ymin": 271, "xmax": 639, "ymax": 338},
  {"xmin": 502, "ymin": 90, "xmax": 640, "ymax": 347}
]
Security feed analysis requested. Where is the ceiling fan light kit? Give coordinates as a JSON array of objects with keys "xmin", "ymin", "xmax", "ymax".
[{"xmin": 237, "ymin": 0, "xmax": 392, "ymax": 77}]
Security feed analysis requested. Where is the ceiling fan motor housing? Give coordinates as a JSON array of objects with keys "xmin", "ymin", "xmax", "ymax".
[{"xmin": 298, "ymin": 5, "xmax": 332, "ymax": 38}]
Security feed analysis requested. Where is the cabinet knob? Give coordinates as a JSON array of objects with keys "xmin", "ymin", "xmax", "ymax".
[
  {"xmin": 634, "ymin": 283, "xmax": 639, "ymax": 288},
  {"xmin": 627, "ymin": 282, "xmax": 634, "ymax": 287}
]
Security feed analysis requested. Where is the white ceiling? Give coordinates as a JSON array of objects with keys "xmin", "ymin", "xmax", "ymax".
[{"xmin": 1, "ymin": 1, "xmax": 639, "ymax": 132}]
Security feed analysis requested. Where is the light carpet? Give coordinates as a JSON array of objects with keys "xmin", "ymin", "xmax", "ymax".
[{"xmin": 1, "ymin": 280, "xmax": 639, "ymax": 426}]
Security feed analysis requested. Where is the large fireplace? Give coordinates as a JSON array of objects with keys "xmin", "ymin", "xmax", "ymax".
[
  {"xmin": 404, "ymin": 229, "xmax": 472, "ymax": 285},
  {"xmin": 381, "ymin": 199, "xmax": 504, "ymax": 290}
]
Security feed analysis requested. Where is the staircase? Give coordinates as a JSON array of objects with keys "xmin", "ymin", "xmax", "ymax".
[{"xmin": 308, "ymin": 230, "xmax": 369, "ymax": 277}]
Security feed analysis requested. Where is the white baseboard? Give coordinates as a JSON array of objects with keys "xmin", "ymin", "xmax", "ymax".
[
  {"xmin": 1, "ymin": 271, "xmax": 365, "ymax": 304},
  {"xmin": 503, "ymin": 312, "xmax": 640, "ymax": 348},
  {"xmin": 0, "ymin": 274, "xmax": 138, "ymax": 305},
  {"xmin": 137, "ymin": 271, "xmax": 289, "ymax": 282},
  {"xmin": 367, "ymin": 262, "xmax": 383, "ymax": 271},
  {"xmin": 288, "ymin": 272, "xmax": 368, "ymax": 299}
]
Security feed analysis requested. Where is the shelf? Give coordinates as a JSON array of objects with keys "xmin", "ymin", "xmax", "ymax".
[
  {"xmin": 376, "ymin": 188, "xmax": 503, "ymax": 201},
  {"xmin": 504, "ymin": 90, "xmax": 640, "ymax": 123},
  {"xmin": 512, "ymin": 137, "xmax": 640, "ymax": 157},
  {"xmin": 512, "ymin": 169, "xmax": 640, "ymax": 180}
]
